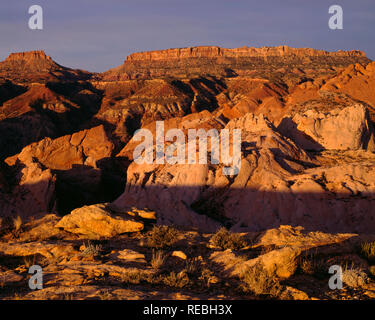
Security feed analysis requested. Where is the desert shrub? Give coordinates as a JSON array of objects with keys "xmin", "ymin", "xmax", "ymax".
[
  {"xmin": 163, "ymin": 271, "xmax": 189, "ymax": 288},
  {"xmin": 81, "ymin": 242, "xmax": 103, "ymax": 257},
  {"xmin": 121, "ymin": 269, "xmax": 152, "ymax": 285},
  {"xmin": 23, "ymin": 255, "xmax": 38, "ymax": 268},
  {"xmin": 210, "ymin": 227, "xmax": 248, "ymax": 250},
  {"xmin": 241, "ymin": 262, "xmax": 282, "ymax": 297},
  {"xmin": 147, "ymin": 225, "xmax": 179, "ymax": 249},
  {"xmin": 299, "ymin": 254, "xmax": 327, "ymax": 278},
  {"xmin": 198, "ymin": 268, "xmax": 215, "ymax": 288},
  {"xmin": 184, "ymin": 257, "xmax": 199, "ymax": 275},
  {"xmin": 342, "ymin": 264, "xmax": 369, "ymax": 288},
  {"xmin": 150, "ymin": 250, "xmax": 167, "ymax": 270},
  {"xmin": 10, "ymin": 215, "xmax": 23, "ymax": 237},
  {"xmin": 360, "ymin": 241, "xmax": 375, "ymax": 263}
]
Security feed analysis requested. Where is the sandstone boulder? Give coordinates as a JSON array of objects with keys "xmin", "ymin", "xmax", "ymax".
[{"xmin": 56, "ymin": 203, "xmax": 144, "ymax": 238}]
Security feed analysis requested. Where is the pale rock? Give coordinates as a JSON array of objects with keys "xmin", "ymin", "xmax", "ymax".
[
  {"xmin": 56, "ymin": 203, "xmax": 144, "ymax": 237},
  {"xmin": 172, "ymin": 251, "xmax": 188, "ymax": 260}
]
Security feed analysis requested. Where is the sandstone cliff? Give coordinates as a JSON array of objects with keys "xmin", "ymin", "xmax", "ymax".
[{"xmin": 100, "ymin": 46, "xmax": 371, "ymax": 84}]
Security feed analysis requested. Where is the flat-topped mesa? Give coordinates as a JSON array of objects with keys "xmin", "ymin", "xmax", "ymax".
[
  {"xmin": 101, "ymin": 45, "xmax": 370, "ymax": 82},
  {"xmin": 0, "ymin": 50, "xmax": 92, "ymax": 83},
  {"xmin": 126, "ymin": 46, "xmax": 367, "ymax": 62},
  {"xmin": 5, "ymin": 50, "xmax": 54, "ymax": 63}
]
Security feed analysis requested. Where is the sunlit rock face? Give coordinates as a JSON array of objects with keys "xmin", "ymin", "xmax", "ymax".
[{"xmin": 0, "ymin": 46, "xmax": 374, "ymax": 235}]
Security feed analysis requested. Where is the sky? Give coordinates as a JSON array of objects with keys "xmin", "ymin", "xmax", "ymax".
[{"xmin": 0, "ymin": 0, "xmax": 374, "ymax": 72}]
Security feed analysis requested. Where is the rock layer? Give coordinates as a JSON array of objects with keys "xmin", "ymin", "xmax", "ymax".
[{"xmin": 100, "ymin": 46, "xmax": 370, "ymax": 82}]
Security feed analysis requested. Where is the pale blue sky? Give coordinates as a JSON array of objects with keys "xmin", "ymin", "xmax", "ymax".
[{"xmin": 0, "ymin": 0, "xmax": 374, "ymax": 72}]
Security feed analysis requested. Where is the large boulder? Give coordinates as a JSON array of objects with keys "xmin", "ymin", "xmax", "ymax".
[{"xmin": 56, "ymin": 203, "xmax": 145, "ymax": 238}]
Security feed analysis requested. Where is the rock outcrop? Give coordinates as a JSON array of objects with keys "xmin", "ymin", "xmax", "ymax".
[
  {"xmin": 100, "ymin": 46, "xmax": 370, "ymax": 83},
  {"xmin": 0, "ymin": 159, "xmax": 56, "ymax": 219},
  {"xmin": 5, "ymin": 125, "xmax": 114, "ymax": 170},
  {"xmin": 278, "ymin": 104, "xmax": 375, "ymax": 151},
  {"xmin": 56, "ymin": 203, "xmax": 146, "ymax": 237},
  {"xmin": 4, "ymin": 125, "xmax": 126, "ymax": 216},
  {"xmin": 113, "ymin": 105, "xmax": 375, "ymax": 233},
  {"xmin": 0, "ymin": 50, "xmax": 92, "ymax": 83}
]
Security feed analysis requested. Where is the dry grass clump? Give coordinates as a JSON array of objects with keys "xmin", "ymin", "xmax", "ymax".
[
  {"xmin": 121, "ymin": 269, "xmax": 153, "ymax": 285},
  {"xmin": 184, "ymin": 257, "xmax": 199, "ymax": 275},
  {"xmin": 150, "ymin": 250, "xmax": 167, "ymax": 270},
  {"xmin": 147, "ymin": 225, "xmax": 179, "ymax": 249},
  {"xmin": 9, "ymin": 215, "xmax": 23, "ymax": 238},
  {"xmin": 240, "ymin": 262, "xmax": 282, "ymax": 297},
  {"xmin": 198, "ymin": 268, "xmax": 215, "ymax": 288},
  {"xmin": 81, "ymin": 242, "xmax": 103, "ymax": 257},
  {"xmin": 210, "ymin": 227, "xmax": 248, "ymax": 250},
  {"xmin": 163, "ymin": 271, "xmax": 189, "ymax": 288},
  {"xmin": 23, "ymin": 255, "xmax": 37, "ymax": 268},
  {"xmin": 13, "ymin": 216, "xmax": 22, "ymax": 232},
  {"xmin": 342, "ymin": 264, "xmax": 369, "ymax": 288},
  {"xmin": 360, "ymin": 241, "xmax": 375, "ymax": 263},
  {"xmin": 298, "ymin": 254, "xmax": 327, "ymax": 279}
]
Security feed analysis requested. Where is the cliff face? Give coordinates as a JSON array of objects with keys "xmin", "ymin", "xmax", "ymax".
[
  {"xmin": 126, "ymin": 46, "xmax": 366, "ymax": 61},
  {"xmin": 100, "ymin": 46, "xmax": 371, "ymax": 83}
]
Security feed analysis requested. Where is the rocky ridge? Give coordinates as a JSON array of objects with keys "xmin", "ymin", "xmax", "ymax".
[{"xmin": 0, "ymin": 46, "xmax": 374, "ymax": 300}]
